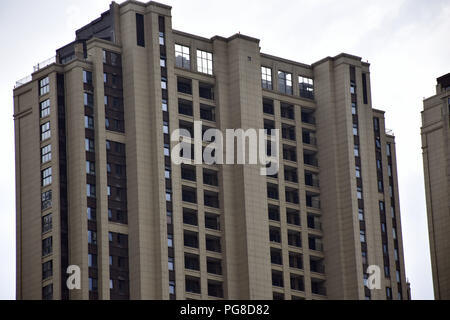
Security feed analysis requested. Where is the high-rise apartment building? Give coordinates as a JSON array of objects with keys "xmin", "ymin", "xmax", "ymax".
[
  {"xmin": 14, "ymin": 0, "xmax": 408, "ymax": 300},
  {"xmin": 422, "ymin": 73, "xmax": 450, "ymax": 300}
]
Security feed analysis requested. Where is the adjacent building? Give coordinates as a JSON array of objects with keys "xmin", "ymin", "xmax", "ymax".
[
  {"xmin": 422, "ymin": 73, "xmax": 450, "ymax": 300},
  {"xmin": 14, "ymin": 0, "xmax": 408, "ymax": 300}
]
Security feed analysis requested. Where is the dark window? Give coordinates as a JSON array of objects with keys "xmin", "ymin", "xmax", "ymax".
[
  {"xmin": 267, "ymin": 183, "xmax": 279, "ymax": 200},
  {"xmin": 42, "ymin": 284, "xmax": 53, "ymax": 300},
  {"xmin": 186, "ymin": 277, "xmax": 201, "ymax": 294},
  {"xmin": 283, "ymin": 145, "xmax": 297, "ymax": 162},
  {"xmin": 263, "ymin": 98, "xmax": 274, "ymax": 114},
  {"xmin": 184, "ymin": 231, "xmax": 198, "ymax": 248},
  {"xmin": 286, "ymin": 209, "xmax": 300, "ymax": 226},
  {"xmin": 272, "ymin": 270, "xmax": 284, "ymax": 287},
  {"xmin": 136, "ymin": 13, "xmax": 145, "ymax": 47},
  {"xmin": 41, "ymin": 190, "xmax": 52, "ymax": 210},
  {"xmin": 182, "ymin": 187, "xmax": 197, "ymax": 203},
  {"xmin": 42, "ymin": 237, "xmax": 52, "ymax": 256},
  {"xmin": 268, "ymin": 205, "xmax": 280, "ymax": 221},
  {"xmin": 207, "ymin": 258, "xmax": 222, "ymax": 275},
  {"xmin": 181, "ymin": 165, "xmax": 196, "ymax": 181},
  {"xmin": 290, "ymin": 274, "xmax": 305, "ymax": 291},
  {"xmin": 205, "ymin": 212, "xmax": 220, "ymax": 230},
  {"xmin": 280, "ymin": 103, "xmax": 295, "ymax": 120},
  {"xmin": 208, "ymin": 280, "xmax": 223, "ymax": 298},
  {"xmin": 204, "ymin": 191, "xmax": 219, "ymax": 208},
  {"xmin": 282, "ymin": 124, "xmax": 296, "ymax": 141},
  {"xmin": 200, "ymin": 104, "xmax": 216, "ymax": 122},
  {"xmin": 177, "ymin": 77, "xmax": 192, "ymax": 94},
  {"xmin": 269, "ymin": 227, "xmax": 281, "ymax": 243},
  {"xmin": 203, "ymin": 169, "xmax": 218, "ymax": 186},
  {"xmin": 178, "ymin": 99, "xmax": 193, "ymax": 116},
  {"xmin": 205, "ymin": 235, "xmax": 221, "ymax": 253},
  {"xmin": 42, "ymin": 214, "xmax": 52, "ymax": 233},
  {"xmin": 362, "ymin": 73, "xmax": 368, "ymax": 104},
  {"xmin": 284, "ymin": 166, "xmax": 298, "ymax": 183},
  {"xmin": 185, "ymin": 254, "xmax": 200, "ymax": 271},
  {"xmin": 183, "ymin": 208, "xmax": 198, "ymax": 226},
  {"xmin": 199, "ymin": 82, "xmax": 214, "ymax": 100},
  {"xmin": 285, "ymin": 188, "xmax": 299, "ymax": 204},
  {"xmin": 311, "ymin": 279, "xmax": 326, "ymax": 295},
  {"xmin": 273, "ymin": 292, "xmax": 284, "ymax": 300},
  {"xmin": 288, "ymin": 230, "xmax": 301, "ymax": 247},
  {"xmin": 310, "ymin": 257, "xmax": 325, "ymax": 273},
  {"xmin": 289, "ymin": 252, "xmax": 303, "ymax": 269},
  {"xmin": 270, "ymin": 248, "xmax": 283, "ymax": 265},
  {"xmin": 42, "ymin": 260, "xmax": 53, "ymax": 280}
]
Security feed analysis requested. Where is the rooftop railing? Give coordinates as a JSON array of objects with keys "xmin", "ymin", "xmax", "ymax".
[
  {"xmin": 14, "ymin": 56, "xmax": 57, "ymax": 89},
  {"xmin": 33, "ymin": 56, "xmax": 56, "ymax": 73}
]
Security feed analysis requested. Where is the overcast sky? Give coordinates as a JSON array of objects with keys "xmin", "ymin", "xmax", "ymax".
[{"xmin": 1, "ymin": 0, "xmax": 448, "ymax": 300}]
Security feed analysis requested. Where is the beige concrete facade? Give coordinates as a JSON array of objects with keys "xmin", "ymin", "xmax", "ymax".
[
  {"xmin": 14, "ymin": 0, "xmax": 408, "ymax": 300},
  {"xmin": 422, "ymin": 73, "xmax": 450, "ymax": 300}
]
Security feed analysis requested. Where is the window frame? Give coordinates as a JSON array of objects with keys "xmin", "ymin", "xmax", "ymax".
[
  {"xmin": 278, "ymin": 70, "xmax": 293, "ymax": 95},
  {"xmin": 175, "ymin": 44, "xmax": 191, "ymax": 70},
  {"xmin": 197, "ymin": 49, "xmax": 213, "ymax": 75},
  {"xmin": 40, "ymin": 99, "xmax": 50, "ymax": 118},
  {"xmin": 261, "ymin": 66, "xmax": 273, "ymax": 89}
]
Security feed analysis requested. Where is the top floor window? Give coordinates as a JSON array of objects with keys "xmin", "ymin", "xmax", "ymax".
[
  {"xmin": 40, "ymin": 77, "xmax": 50, "ymax": 96},
  {"xmin": 175, "ymin": 44, "xmax": 190, "ymax": 70},
  {"xmin": 261, "ymin": 66, "xmax": 273, "ymax": 90},
  {"xmin": 278, "ymin": 71, "xmax": 292, "ymax": 95},
  {"xmin": 197, "ymin": 50, "xmax": 213, "ymax": 75},
  {"xmin": 299, "ymin": 76, "xmax": 314, "ymax": 99}
]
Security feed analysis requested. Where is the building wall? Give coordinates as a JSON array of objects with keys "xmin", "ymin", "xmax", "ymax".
[{"xmin": 422, "ymin": 80, "xmax": 450, "ymax": 300}]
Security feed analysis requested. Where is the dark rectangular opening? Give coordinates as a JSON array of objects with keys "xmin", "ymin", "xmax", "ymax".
[
  {"xmin": 362, "ymin": 73, "xmax": 368, "ymax": 104},
  {"xmin": 136, "ymin": 13, "xmax": 145, "ymax": 47}
]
